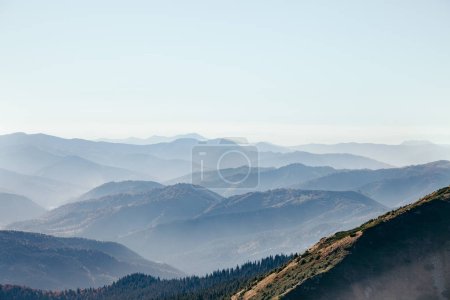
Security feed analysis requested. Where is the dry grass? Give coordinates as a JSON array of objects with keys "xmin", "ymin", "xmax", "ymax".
[{"xmin": 232, "ymin": 187, "xmax": 450, "ymax": 300}]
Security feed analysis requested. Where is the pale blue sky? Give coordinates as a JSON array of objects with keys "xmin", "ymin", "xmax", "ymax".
[{"xmin": 1, "ymin": 0, "xmax": 449, "ymax": 145}]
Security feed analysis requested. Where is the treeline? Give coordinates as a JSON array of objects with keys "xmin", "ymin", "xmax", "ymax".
[{"xmin": 0, "ymin": 254, "xmax": 292, "ymax": 300}]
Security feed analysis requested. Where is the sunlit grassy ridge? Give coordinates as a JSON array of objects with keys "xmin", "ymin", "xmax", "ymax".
[{"xmin": 235, "ymin": 186, "xmax": 450, "ymax": 299}]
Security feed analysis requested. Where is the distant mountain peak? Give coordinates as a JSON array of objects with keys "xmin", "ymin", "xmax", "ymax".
[
  {"xmin": 159, "ymin": 183, "xmax": 224, "ymax": 201},
  {"xmin": 97, "ymin": 133, "xmax": 207, "ymax": 145},
  {"xmin": 401, "ymin": 140, "xmax": 434, "ymax": 146},
  {"xmin": 422, "ymin": 160, "xmax": 450, "ymax": 168},
  {"xmin": 78, "ymin": 180, "xmax": 164, "ymax": 201}
]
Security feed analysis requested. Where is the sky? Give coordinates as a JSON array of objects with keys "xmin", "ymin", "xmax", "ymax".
[{"xmin": 0, "ymin": 0, "xmax": 449, "ymax": 145}]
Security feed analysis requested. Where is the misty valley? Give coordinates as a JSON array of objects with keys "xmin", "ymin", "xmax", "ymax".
[
  {"xmin": 0, "ymin": 133, "xmax": 450, "ymax": 299},
  {"xmin": 1, "ymin": 1, "xmax": 450, "ymax": 298}
]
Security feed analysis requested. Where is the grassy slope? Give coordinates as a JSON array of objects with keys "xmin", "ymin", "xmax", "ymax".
[{"xmin": 234, "ymin": 186, "xmax": 450, "ymax": 299}]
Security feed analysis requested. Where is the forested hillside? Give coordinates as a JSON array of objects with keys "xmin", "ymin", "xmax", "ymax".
[{"xmin": 0, "ymin": 255, "xmax": 291, "ymax": 300}]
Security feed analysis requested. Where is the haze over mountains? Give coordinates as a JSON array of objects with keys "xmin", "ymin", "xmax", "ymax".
[
  {"xmin": 1, "ymin": 131, "xmax": 450, "ymax": 296},
  {"xmin": 0, "ymin": 167, "xmax": 84, "ymax": 208},
  {"xmin": 2, "ymin": 0, "xmax": 449, "ymax": 297},
  {"xmin": 78, "ymin": 180, "xmax": 164, "ymax": 201},
  {"xmin": 9, "ymin": 183, "xmax": 387, "ymax": 274},
  {"xmin": 258, "ymin": 151, "xmax": 390, "ymax": 169},
  {"xmin": 0, "ymin": 255, "xmax": 291, "ymax": 299},
  {"xmin": 172, "ymin": 161, "xmax": 450, "ymax": 207},
  {"xmin": 0, "ymin": 231, "xmax": 182, "ymax": 290},
  {"xmin": 294, "ymin": 141, "xmax": 450, "ymax": 167},
  {"xmin": 169, "ymin": 163, "xmax": 338, "ymax": 196},
  {"xmin": 36, "ymin": 155, "xmax": 146, "ymax": 189},
  {"xmin": 99, "ymin": 134, "xmax": 450, "ymax": 168},
  {"xmin": 10, "ymin": 184, "xmax": 223, "ymax": 241},
  {"xmin": 3, "ymin": 187, "xmax": 450, "ymax": 299},
  {"xmin": 0, "ymin": 193, "xmax": 45, "ymax": 227},
  {"xmin": 99, "ymin": 133, "xmax": 207, "ymax": 145},
  {"xmin": 0, "ymin": 132, "xmax": 405, "ymax": 208},
  {"xmin": 297, "ymin": 160, "xmax": 450, "ymax": 207}
]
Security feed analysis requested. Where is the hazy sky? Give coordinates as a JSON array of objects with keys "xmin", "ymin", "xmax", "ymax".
[{"xmin": 1, "ymin": 0, "xmax": 449, "ymax": 145}]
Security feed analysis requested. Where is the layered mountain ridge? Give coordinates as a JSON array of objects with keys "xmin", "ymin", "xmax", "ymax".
[
  {"xmin": 0, "ymin": 230, "xmax": 183, "ymax": 290},
  {"xmin": 9, "ymin": 184, "xmax": 386, "ymax": 274}
]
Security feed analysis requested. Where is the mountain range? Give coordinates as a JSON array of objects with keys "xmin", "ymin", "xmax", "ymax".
[
  {"xmin": 3, "ymin": 185, "xmax": 450, "ymax": 299},
  {"xmin": 1, "ymin": 131, "xmax": 450, "ymax": 296},
  {"xmin": 258, "ymin": 150, "xmax": 390, "ymax": 169},
  {"xmin": 9, "ymin": 183, "xmax": 386, "ymax": 274},
  {"xmin": 98, "ymin": 133, "xmax": 207, "ymax": 145},
  {"xmin": 9, "ymin": 184, "xmax": 223, "ymax": 241},
  {"xmin": 235, "ymin": 186, "xmax": 450, "ymax": 300},
  {"xmin": 78, "ymin": 180, "xmax": 164, "ymax": 201},
  {"xmin": 0, "ymin": 132, "xmax": 399, "ymax": 207},
  {"xmin": 35, "ymin": 155, "xmax": 148, "ymax": 189},
  {"xmin": 99, "ymin": 135, "xmax": 450, "ymax": 167},
  {"xmin": 294, "ymin": 141, "xmax": 450, "ymax": 167},
  {"xmin": 171, "ymin": 161, "xmax": 450, "ymax": 206},
  {"xmin": 0, "ymin": 168, "xmax": 84, "ymax": 208},
  {"xmin": 297, "ymin": 160, "xmax": 450, "ymax": 207},
  {"xmin": 169, "ymin": 163, "xmax": 338, "ymax": 196}
]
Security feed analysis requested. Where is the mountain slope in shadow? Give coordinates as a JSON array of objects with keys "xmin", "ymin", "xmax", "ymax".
[
  {"xmin": 121, "ymin": 189, "xmax": 386, "ymax": 274},
  {"xmin": 235, "ymin": 186, "xmax": 450, "ymax": 300},
  {"xmin": 9, "ymin": 184, "xmax": 224, "ymax": 241},
  {"xmin": 9, "ymin": 185, "xmax": 385, "ymax": 275},
  {"xmin": 0, "ymin": 231, "xmax": 183, "ymax": 290}
]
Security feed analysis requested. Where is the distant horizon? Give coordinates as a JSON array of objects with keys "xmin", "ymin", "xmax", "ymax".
[
  {"xmin": 1, "ymin": 1, "xmax": 449, "ymax": 147},
  {"xmin": 1, "ymin": 1, "xmax": 450, "ymax": 297},
  {"xmin": 1, "ymin": 130, "xmax": 448, "ymax": 147}
]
